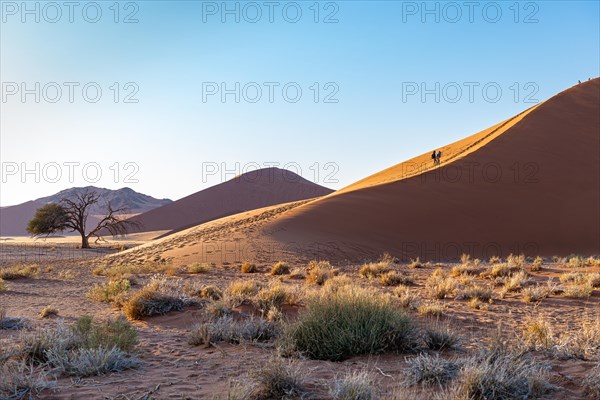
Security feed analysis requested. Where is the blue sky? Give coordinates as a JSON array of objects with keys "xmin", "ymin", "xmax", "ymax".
[{"xmin": 1, "ymin": 0, "xmax": 599, "ymax": 206}]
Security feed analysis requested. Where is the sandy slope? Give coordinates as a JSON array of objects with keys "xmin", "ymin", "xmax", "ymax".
[
  {"xmin": 102, "ymin": 79, "xmax": 599, "ymax": 267},
  {"xmin": 121, "ymin": 167, "xmax": 333, "ymax": 236}
]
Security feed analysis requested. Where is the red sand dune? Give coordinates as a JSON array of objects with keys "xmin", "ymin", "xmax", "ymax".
[
  {"xmin": 124, "ymin": 167, "xmax": 333, "ymax": 237},
  {"xmin": 264, "ymin": 79, "xmax": 600, "ymax": 261}
]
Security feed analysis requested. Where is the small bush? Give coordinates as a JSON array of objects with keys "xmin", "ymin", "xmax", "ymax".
[
  {"xmin": 531, "ymin": 256, "xmax": 543, "ymax": 271},
  {"xmin": 424, "ymin": 320, "xmax": 460, "ymax": 351},
  {"xmin": 503, "ymin": 270, "xmax": 529, "ymax": 292},
  {"xmin": 0, "ymin": 264, "xmax": 39, "ymax": 280},
  {"xmin": 522, "ymin": 285, "xmax": 550, "ymax": 303},
  {"xmin": 39, "ymin": 306, "xmax": 58, "ymax": 319},
  {"xmin": 0, "ymin": 308, "xmax": 27, "ymax": 330},
  {"xmin": 481, "ymin": 263, "xmax": 520, "ymax": 279},
  {"xmin": 417, "ymin": 302, "xmax": 445, "ymax": 317},
  {"xmin": 408, "ymin": 257, "xmax": 423, "ymax": 269},
  {"xmin": 452, "ymin": 347, "xmax": 554, "ymax": 399},
  {"xmin": 562, "ymin": 282, "xmax": 593, "ymax": 298},
  {"xmin": 283, "ymin": 285, "xmax": 414, "ymax": 361},
  {"xmin": 306, "ymin": 261, "xmax": 337, "ymax": 285},
  {"xmin": 122, "ymin": 277, "xmax": 192, "ymax": 320},
  {"xmin": 241, "ymin": 262, "xmax": 258, "ymax": 273},
  {"xmin": 455, "ymin": 285, "xmax": 493, "ymax": 302},
  {"xmin": 394, "ymin": 287, "xmax": 420, "ymax": 309},
  {"xmin": 330, "ymin": 370, "xmax": 374, "ymax": 400},
  {"xmin": 251, "ymin": 357, "xmax": 305, "ymax": 400},
  {"xmin": 254, "ymin": 284, "xmax": 292, "ymax": 315},
  {"xmin": 200, "ymin": 285, "xmax": 223, "ymax": 300},
  {"xmin": 188, "ymin": 263, "xmax": 211, "ymax": 274},
  {"xmin": 404, "ymin": 354, "xmax": 460, "ymax": 386},
  {"xmin": 567, "ymin": 256, "xmax": 586, "ymax": 268},
  {"xmin": 205, "ymin": 299, "xmax": 233, "ymax": 319},
  {"xmin": 381, "ymin": 271, "xmax": 413, "ymax": 286},
  {"xmin": 0, "ymin": 360, "xmax": 53, "ymax": 399},
  {"xmin": 521, "ymin": 316, "xmax": 554, "ymax": 351},
  {"xmin": 583, "ymin": 363, "xmax": 600, "ymax": 397},
  {"xmin": 73, "ymin": 315, "xmax": 138, "ymax": 352},
  {"xmin": 506, "ymin": 254, "xmax": 526, "ymax": 268},
  {"xmin": 270, "ymin": 261, "xmax": 290, "ymax": 276},
  {"xmin": 226, "ymin": 280, "xmax": 261, "ymax": 305},
  {"xmin": 426, "ymin": 274, "xmax": 456, "ymax": 299},
  {"xmin": 0, "ymin": 278, "xmax": 7, "ymax": 291},
  {"xmin": 45, "ymin": 346, "xmax": 140, "ymax": 377},
  {"xmin": 87, "ymin": 279, "xmax": 131, "ymax": 303},
  {"xmin": 189, "ymin": 316, "xmax": 280, "ymax": 346},
  {"xmin": 359, "ymin": 261, "xmax": 390, "ymax": 279}
]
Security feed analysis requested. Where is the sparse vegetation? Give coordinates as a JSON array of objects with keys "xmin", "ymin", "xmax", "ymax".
[
  {"xmin": 0, "ymin": 308, "xmax": 27, "ymax": 330},
  {"xmin": 381, "ymin": 271, "xmax": 413, "ymax": 286},
  {"xmin": 426, "ymin": 272, "xmax": 457, "ymax": 299}
]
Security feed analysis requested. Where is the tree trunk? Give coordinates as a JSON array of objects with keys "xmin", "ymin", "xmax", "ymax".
[{"xmin": 81, "ymin": 234, "xmax": 90, "ymax": 249}]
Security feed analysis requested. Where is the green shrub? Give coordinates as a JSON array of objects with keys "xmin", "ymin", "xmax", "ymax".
[{"xmin": 283, "ymin": 286, "xmax": 414, "ymax": 361}]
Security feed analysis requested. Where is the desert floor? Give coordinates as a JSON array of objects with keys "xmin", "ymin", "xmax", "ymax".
[{"xmin": 1, "ymin": 241, "xmax": 599, "ymax": 399}]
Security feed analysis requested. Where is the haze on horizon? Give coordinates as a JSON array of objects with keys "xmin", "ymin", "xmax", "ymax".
[{"xmin": 1, "ymin": 0, "xmax": 599, "ymax": 206}]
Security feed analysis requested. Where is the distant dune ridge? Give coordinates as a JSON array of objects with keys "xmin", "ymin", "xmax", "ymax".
[
  {"xmin": 0, "ymin": 186, "xmax": 172, "ymax": 237},
  {"xmin": 106, "ymin": 79, "xmax": 599, "ymax": 266},
  {"xmin": 121, "ymin": 167, "xmax": 334, "ymax": 237}
]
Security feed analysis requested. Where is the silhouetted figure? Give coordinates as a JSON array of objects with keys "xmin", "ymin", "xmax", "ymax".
[
  {"xmin": 578, "ymin": 80, "xmax": 581, "ymax": 84},
  {"xmin": 436, "ymin": 150, "xmax": 442, "ymax": 164},
  {"xmin": 431, "ymin": 150, "xmax": 437, "ymax": 166}
]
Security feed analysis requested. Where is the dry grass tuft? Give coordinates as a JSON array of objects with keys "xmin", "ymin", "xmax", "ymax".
[
  {"xmin": 404, "ymin": 353, "xmax": 460, "ymax": 386},
  {"xmin": 87, "ymin": 279, "xmax": 131, "ymax": 303},
  {"xmin": 189, "ymin": 316, "xmax": 280, "ymax": 346},
  {"xmin": 359, "ymin": 261, "xmax": 391, "ymax": 279},
  {"xmin": 122, "ymin": 277, "xmax": 195, "ymax": 320},
  {"xmin": 306, "ymin": 260, "xmax": 337, "ymax": 286},
  {"xmin": 226, "ymin": 280, "xmax": 261, "ymax": 305},
  {"xmin": 380, "ymin": 271, "xmax": 414, "ymax": 287},
  {"xmin": 330, "ymin": 370, "xmax": 374, "ymax": 400},
  {"xmin": 423, "ymin": 319, "xmax": 461, "ymax": 351},
  {"xmin": 188, "ymin": 263, "xmax": 211, "ymax": 274},
  {"xmin": 241, "ymin": 261, "xmax": 258, "ymax": 273},
  {"xmin": 417, "ymin": 302, "xmax": 446, "ymax": 317},
  {"xmin": 0, "ymin": 360, "xmax": 54, "ymax": 398},
  {"xmin": 0, "ymin": 308, "xmax": 27, "ymax": 330},
  {"xmin": 269, "ymin": 261, "xmax": 290, "ymax": 276},
  {"xmin": 0, "ymin": 264, "xmax": 39, "ymax": 280},
  {"xmin": 251, "ymin": 357, "xmax": 305, "ymax": 400},
  {"xmin": 583, "ymin": 363, "xmax": 600, "ymax": 398},
  {"xmin": 426, "ymin": 272, "xmax": 457, "ymax": 300},
  {"xmin": 38, "ymin": 306, "xmax": 58, "ymax": 319}
]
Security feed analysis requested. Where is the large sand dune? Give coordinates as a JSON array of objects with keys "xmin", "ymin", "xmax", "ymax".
[
  {"xmin": 122, "ymin": 167, "xmax": 333, "ymax": 237},
  {"xmin": 105, "ymin": 79, "xmax": 599, "ymax": 266},
  {"xmin": 267, "ymin": 79, "xmax": 600, "ymax": 261}
]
